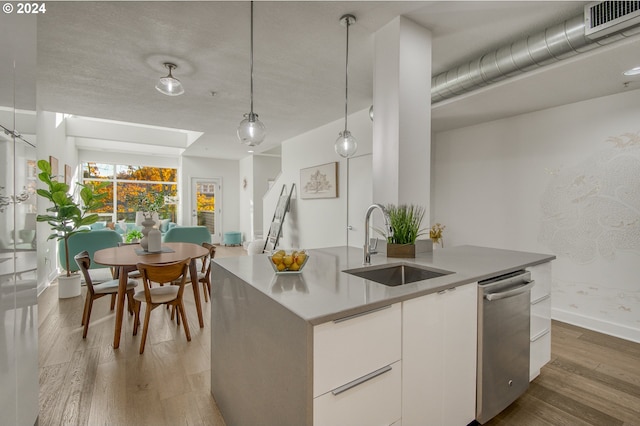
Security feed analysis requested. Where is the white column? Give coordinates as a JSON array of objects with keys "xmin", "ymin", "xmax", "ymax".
[{"xmin": 373, "ymin": 17, "xmax": 432, "ymax": 221}]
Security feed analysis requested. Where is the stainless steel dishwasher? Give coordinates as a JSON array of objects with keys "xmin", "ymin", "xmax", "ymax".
[{"xmin": 476, "ymin": 270, "xmax": 535, "ymax": 424}]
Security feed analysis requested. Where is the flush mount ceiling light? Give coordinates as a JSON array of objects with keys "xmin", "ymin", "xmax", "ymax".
[
  {"xmin": 237, "ymin": 1, "xmax": 266, "ymax": 147},
  {"xmin": 155, "ymin": 63, "xmax": 184, "ymax": 96},
  {"xmin": 335, "ymin": 14, "xmax": 357, "ymax": 158}
]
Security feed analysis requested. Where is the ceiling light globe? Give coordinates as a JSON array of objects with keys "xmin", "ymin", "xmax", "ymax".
[
  {"xmin": 237, "ymin": 112, "xmax": 266, "ymax": 146},
  {"xmin": 335, "ymin": 130, "xmax": 357, "ymax": 158},
  {"xmin": 155, "ymin": 76, "xmax": 184, "ymax": 96}
]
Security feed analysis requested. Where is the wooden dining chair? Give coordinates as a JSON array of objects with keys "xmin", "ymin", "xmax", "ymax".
[
  {"xmin": 74, "ymin": 251, "xmax": 138, "ymax": 339},
  {"xmin": 133, "ymin": 259, "xmax": 191, "ymax": 354},
  {"xmin": 172, "ymin": 242, "xmax": 216, "ymax": 302}
]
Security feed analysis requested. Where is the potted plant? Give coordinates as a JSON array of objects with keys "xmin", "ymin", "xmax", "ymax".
[
  {"xmin": 125, "ymin": 229, "xmax": 143, "ymax": 243},
  {"xmin": 35, "ymin": 160, "xmax": 108, "ymax": 298},
  {"xmin": 383, "ymin": 204, "xmax": 427, "ymax": 258}
]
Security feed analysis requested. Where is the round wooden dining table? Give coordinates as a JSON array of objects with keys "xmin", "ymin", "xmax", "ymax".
[{"xmin": 94, "ymin": 242, "xmax": 208, "ymax": 349}]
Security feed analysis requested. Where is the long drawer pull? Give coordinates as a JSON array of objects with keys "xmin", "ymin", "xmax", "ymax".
[
  {"xmin": 531, "ymin": 328, "xmax": 550, "ymax": 342},
  {"xmin": 331, "ymin": 365, "xmax": 393, "ymax": 396},
  {"xmin": 531, "ymin": 293, "xmax": 550, "ymax": 305},
  {"xmin": 333, "ymin": 305, "xmax": 391, "ymax": 323}
]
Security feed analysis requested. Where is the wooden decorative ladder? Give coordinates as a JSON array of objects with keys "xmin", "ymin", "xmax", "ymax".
[{"xmin": 263, "ymin": 184, "xmax": 295, "ymax": 253}]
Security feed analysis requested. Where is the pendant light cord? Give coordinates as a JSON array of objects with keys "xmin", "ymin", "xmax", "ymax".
[
  {"xmin": 250, "ymin": 0, "xmax": 255, "ymax": 115},
  {"xmin": 344, "ymin": 18, "xmax": 350, "ymax": 133}
]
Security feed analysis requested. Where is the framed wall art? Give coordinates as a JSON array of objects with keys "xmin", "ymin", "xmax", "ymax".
[
  {"xmin": 64, "ymin": 164, "xmax": 72, "ymax": 186},
  {"xmin": 49, "ymin": 156, "xmax": 59, "ymax": 177},
  {"xmin": 300, "ymin": 162, "xmax": 338, "ymax": 199}
]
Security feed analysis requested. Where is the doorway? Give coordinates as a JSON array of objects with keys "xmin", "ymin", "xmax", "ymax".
[{"xmin": 191, "ymin": 178, "xmax": 222, "ymax": 244}]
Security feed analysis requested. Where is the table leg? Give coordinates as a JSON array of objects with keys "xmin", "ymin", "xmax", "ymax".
[
  {"xmin": 113, "ymin": 266, "xmax": 128, "ymax": 349},
  {"xmin": 190, "ymin": 259, "xmax": 204, "ymax": 328}
]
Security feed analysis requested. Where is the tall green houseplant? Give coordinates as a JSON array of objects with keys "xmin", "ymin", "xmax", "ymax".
[
  {"xmin": 35, "ymin": 160, "xmax": 108, "ymax": 276},
  {"xmin": 386, "ymin": 204, "xmax": 427, "ymax": 245}
]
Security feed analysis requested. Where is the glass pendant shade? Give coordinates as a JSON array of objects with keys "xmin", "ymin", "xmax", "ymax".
[
  {"xmin": 155, "ymin": 63, "xmax": 184, "ymax": 96},
  {"xmin": 237, "ymin": 112, "xmax": 266, "ymax": 146},
  {"xmin": 335, "ymin": 130, "xmax": 357, "ymax": 158}
]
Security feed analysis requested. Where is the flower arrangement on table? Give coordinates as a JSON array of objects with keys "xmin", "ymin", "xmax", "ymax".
[{"xmin": 430, "ymin": 223, "xmax": 446, "ymax": 248}]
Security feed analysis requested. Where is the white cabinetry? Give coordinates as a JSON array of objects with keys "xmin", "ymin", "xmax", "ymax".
[
  {"xmin": 313, "ymin": 303, "xmax": 402, "ymax": 426},
  {"xmin": 527, "ymin": 262, "xmax": 552, "ymax": 381},
  {"xmin": 401, "ymin": 283, "xmax": 477, "ymax": 426}
]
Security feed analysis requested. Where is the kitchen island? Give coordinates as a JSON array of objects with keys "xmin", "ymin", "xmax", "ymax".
[{"xmin": 210, "ymin": 245, "xmax": 554, "ymax": 425}]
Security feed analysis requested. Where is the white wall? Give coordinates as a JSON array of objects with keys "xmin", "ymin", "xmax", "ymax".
[
  {"xmin": 238, "ymin": 155, "xmax": 253, "ymax": 243},
  {"xmin": 78, "ymin": 149, "xmax": 179, "ymax": 169},
  {"xmin": 264, "ymin": 108, "xmax": 373, "ymax": 249},
  {"xmin": 433, "ymin": 89, "xmax": 640, "ymax": 342},
  {"xmin": 180, "ymin": 155, "xmax": 239, "ymax": 240},
  {"xmin": 253, "ymin": 155, "xmax": 280, "ymax": 238},
  {"xmin": 35, "ymin": 111, "xmax": 79, "ymax": 293}
]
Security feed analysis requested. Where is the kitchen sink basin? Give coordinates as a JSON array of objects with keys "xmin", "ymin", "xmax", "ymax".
[{"xmin": 343, "ymin": 263, "xmax": 453, "ymax": 287}]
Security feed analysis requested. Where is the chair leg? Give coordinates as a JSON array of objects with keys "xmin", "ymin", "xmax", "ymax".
[
  {"xmin": 133, "ymin": 300, "xmax": 141, "ymax": 336},
  {"xmin": 81, "ymin": 293, "xmax": 90, "ymax": 326},
  {"xmin": 126, "ymin": 291, "xmax": 135, "ymax": 315},
  {"xmin": 82, "ymin": 297, "xmax": 94, "ymax": 339},
  {"xmin": 202, "ymin": 280, "xmax": 209, "ymax": 303},
  {"xmin": 110, "ymin": 293, "xmax": 116, "ymax": 310},
  {"xmin": 139, "ymin": 304, "xmax": 152, "ymax": 354},
  {"xmin": 178, "ymin": 300, "xmax": 191, "ymax": 341}
]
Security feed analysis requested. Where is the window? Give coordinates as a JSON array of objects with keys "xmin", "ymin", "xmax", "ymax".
[{"xmin": 82, "ymin": 162, "xmax": 178, "ymax": 223}]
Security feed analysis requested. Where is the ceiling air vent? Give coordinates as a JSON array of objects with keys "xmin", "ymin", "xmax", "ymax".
[{"xmin": 584, "ymin": 1, "xmax": 640, "ymax": 38}]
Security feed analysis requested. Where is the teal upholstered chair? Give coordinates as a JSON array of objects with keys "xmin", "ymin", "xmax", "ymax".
[
  {"xmin": 162, "ymin": 226, "xmax": 211, "ymax": 245},
  {"xmin": 58, "ymin": 229, "xmax": 122, "ymax": 282}
]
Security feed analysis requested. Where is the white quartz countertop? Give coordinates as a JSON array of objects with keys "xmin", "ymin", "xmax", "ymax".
[{"xmin": 213, "ymin": 245, "xmax": 555, "ymax": 325}]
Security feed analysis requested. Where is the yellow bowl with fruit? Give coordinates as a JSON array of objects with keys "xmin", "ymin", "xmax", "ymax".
[{"xmin": 269, "ymin": 249, "xmax": 309, "ymax": 274}]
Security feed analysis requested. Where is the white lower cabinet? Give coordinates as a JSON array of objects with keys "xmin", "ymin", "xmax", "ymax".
[
  {"xmin": 401, "ymin": 282, "xmax": 478, "ymax": 426},
  {"xmin": 527, "ymin": 262, "xmax": 552, "ymax": 381},
  {"xmin": 313, "ymin": 360, "xmax": 401, "ymax": 426},
  {"xmin": 313, "ymin": 303, "xmax": 402, "ymax": 426}
]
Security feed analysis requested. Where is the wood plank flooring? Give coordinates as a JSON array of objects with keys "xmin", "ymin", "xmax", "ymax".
[
  {"xmin": 39, "ymin": 248, "xmax": 640, "ymax": 425},
  {"xmin": 486, "ymin": 321, "xmax": 640, "ymax": 426}
]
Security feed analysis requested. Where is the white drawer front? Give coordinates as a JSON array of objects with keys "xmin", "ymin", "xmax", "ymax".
[
  {"xmin": 530, "ymin": 328, "xmax": 551, "ymax": 381},
  {"xmin": 314, "ymin": 360, "xmax": 401, "ymax": 426},
  {"xmin": 528, "ymin": 262, "xmax": 551, "ymax": 302},
  {"xmin": 313, "ymin": 303, "xmax": 401, "ymax": 397},
  {"xmin": 530, "ymin": 296, "xmax": 551, "ymax": 339}
]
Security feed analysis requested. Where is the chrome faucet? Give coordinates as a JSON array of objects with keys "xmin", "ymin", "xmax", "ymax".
[{"xmin": 364, "ymin": 203, "xmax": 393, "ymax": 265}]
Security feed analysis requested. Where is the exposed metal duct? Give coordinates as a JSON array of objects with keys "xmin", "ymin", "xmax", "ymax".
[{"xmin": 431, "ymin": 6, "xmax": 640, "ymax": 104}]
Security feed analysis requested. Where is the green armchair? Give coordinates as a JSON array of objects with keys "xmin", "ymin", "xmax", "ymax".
[
  {"xmin": 162, "ymin": 226, "xmax": 211, "ymax": 245},
  {"xmin": 58, "ymin": 229, "xmax": 122, "ymax": 282}
]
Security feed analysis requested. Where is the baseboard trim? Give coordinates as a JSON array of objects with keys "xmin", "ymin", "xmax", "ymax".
[{"xmin": 552, "ymin": 308, "xmax": 640, "ymax": 343}]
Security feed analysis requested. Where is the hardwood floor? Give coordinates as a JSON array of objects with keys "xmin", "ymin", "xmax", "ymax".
[
  {"xmin": 486, "ymin": 321, "xmax": 640, "ymax": 426},
  {"xmin": 38, "ymin": 245, "xmax": 245, "ymax": 426},
  {"xmin": 39, "ymin": 249, "xmax": 640, "ymax": 425}
]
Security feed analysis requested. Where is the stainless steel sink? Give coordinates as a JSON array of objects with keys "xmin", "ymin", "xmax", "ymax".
[{"xmin": 343, "ymin": 263, "xmax": 453, "ymax": 286}]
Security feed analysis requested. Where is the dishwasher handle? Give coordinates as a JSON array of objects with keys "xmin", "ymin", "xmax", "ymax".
[{"xmin": 485, "ymin": 280, "xmax": 535, "ymax": 301}]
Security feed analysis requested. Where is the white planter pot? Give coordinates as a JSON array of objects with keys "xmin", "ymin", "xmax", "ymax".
[{"xmin": 58, "ymin": 274, "xmax": 82, "ymax": 299}]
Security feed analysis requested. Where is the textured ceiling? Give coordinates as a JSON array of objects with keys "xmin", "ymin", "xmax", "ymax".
[{"xmin": 15, "ymin": 1, "xmax": 640, "ymax": 159}]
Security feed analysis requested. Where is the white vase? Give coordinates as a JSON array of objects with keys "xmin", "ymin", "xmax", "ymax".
[
  {"xmin": 147, "ymin": 228, "xmax": 162, "ymax": 252},
  {"xmin": 140, "ymin": 216, "xmax": 156, "ymax": 251},
  {"xmin": 58, "ymin": 274, "xmax": 81, "ymax": 299}
]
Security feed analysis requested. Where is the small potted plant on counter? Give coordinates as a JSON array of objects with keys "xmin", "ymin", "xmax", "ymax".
[
  {"xmin": 384, "ymin": 204, "xmax": 428, "ymax": 258},
  {"xmin": 430, "ymin": 223, "xmax": 446, "ymax": 248},
  {"xmin": 35, "ymin": 160, "xmax": 108, "ymax": 298}
]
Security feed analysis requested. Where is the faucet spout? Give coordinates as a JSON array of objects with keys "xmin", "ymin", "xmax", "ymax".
[{"xmin": 364, "ymin": 203, "xmax": 392, "ymax": 265}]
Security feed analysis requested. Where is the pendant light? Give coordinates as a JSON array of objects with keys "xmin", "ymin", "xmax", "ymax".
[
  {"xmin": 155, "ymin": 63, "xmax": 184, "ymax": 96},
  {"xmin": 335, "ymin": 14, "xmax": 357, "ymax": 158},
  {"xmin": 237, "ymin": 1, "xmax": 266, "ymax": 146}
]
